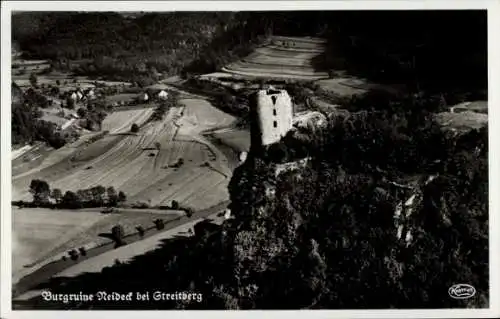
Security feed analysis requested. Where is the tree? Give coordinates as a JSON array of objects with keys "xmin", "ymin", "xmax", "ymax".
[
  {"xmin": 29, "ymin": 179, "xmax": 50, "ymax": 204},
  {"xmin": 107, "ymin": 186, "xmax": 118, "ymax": 206},
  {"xmin": 130, "ymin": 123, "xmax": 139, "ymax": 133},
  {"xmin": 136, "ymin": 226, "xmax": 145, "ymax": 237},
  {"xmin": 50, "ymin": 86, "xmax": 60, "ymax": 96},
  {"xmin": 77, "ymin": 108, "xmax": 87, "ymax": 118},
  {"xmin": 185, "ymin": 208, "xmax": 194, "ymax": 218},
  {"xmin": 90, "ymin": 185, "xmax": 106, "ymax": 205},
  {"xmin": 29, "ymin": 73, "xmax": 38, "ymax": 87},
  {"xmin": 171, "ymin": 200, "xmax": 180, "ymax": 210},
  {"xmin": 79, "ymin": 247, "xmax": 87, "ymax": 256},
  {"xmin": 51, "ymin": 188, "xmax": 63, "ymax": 204},
  {"xmin": 118, "ymin": 191, "xmax": 127, "ymax": 204},
  {"xmin": 62, "ymin": 190, "xmax": 79, "ymax": 208},
  {"xmin": 154, "ymin": 218, "xmax": 165, "ymax": 230},
  {"xmin": 66, "ymin": 96, "xmax": 75, "ymax": 109},
  {"xmin": 77, "ymin": 189, "xmax": 91, "ymax": 204},
  {"xmin": 56, "ymin": 79, "xmax": 61, "ymax": 86},
  {"xmin": 111, "ymin": 224, "xmax": 126, "ymax": 247},
  {"xmin": 69, "ymin": 249, "xmax": 79, "ymax": 261}
]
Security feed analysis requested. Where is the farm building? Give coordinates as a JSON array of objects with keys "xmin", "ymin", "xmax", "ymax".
[
  {"xmin": 250, "ymin": 87, "xmax": 293, "ymax": 151},
  {"xmin": 157, "ymin": 90, "xmax": 168, "ymax": 100},
  {"xmin": 70, "ymin": 89, "xmax": 84, "ymax": 101},
  {"xmin": 84, "ymin": 88, "xmax": 95, "ymax": 99},
  {"xmin": 137, "ymin": 92, "xmax": 149, "ymax": 102}
]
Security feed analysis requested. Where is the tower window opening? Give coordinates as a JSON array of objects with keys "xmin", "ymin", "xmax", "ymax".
[
  {"xmin": 273, "ymin": 121, "xmax": 278, "ymax": 128},
  {"xmin": 273, "ymin": 109, "xmax": 277, "ymax": 116},
  {"xmin": 271, "ymin": 96, "xmax": 277, "ymax": 105}
]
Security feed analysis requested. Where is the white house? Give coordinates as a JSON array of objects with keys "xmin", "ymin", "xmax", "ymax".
[
  {"xmin": 70, "ymin": 90, "xmax": 84, "ymax": 101},
  {"xmin": 76, "ymin": 90, "xmax": 84, "ymax": 101},
  {"xmin": 85, "ymin": 88, "xmax": 95, "ymax": 99},
  {"xmin": 224, "ymin": 208, "xmax": 232, "ymax": 220},
  {"xmin": 158, "ymin": 90, "xmax": 168, "ymax": 100}
]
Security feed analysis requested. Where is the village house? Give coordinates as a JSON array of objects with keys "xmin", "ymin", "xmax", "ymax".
[
  {"xmin": 137, "ymin": 92, "xmax": 149, "ymax": 102},
  {"xmin": 157, "ymin": 90, "xmax": 168, "ymax": 100},
  {"xmin": 70, "ymin": 89, "xmax": 84, "ymax": 102},
  {"xmin": 84, "ymin": 88, "xmax": 95, "ymax": 100}
]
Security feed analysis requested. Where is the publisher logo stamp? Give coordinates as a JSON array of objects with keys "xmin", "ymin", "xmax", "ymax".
[{"xmin": 448, "ymin": 284, "xmax": 476, "ymax": 299}]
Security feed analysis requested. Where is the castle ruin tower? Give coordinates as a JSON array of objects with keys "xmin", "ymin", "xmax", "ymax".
[{"xmin": 250, "ymin": 87, "xmax": 293, "ymax": 153}]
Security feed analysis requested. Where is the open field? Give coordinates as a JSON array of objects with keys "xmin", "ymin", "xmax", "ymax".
[
  {"xmin": 12, "ymin": 208, "xmax": 107, "ymax": 279},
  {"xmin": 106, "ymin": 93, "xmax": 138, "ymax": 103},
  {"xmin": 102, "ymin": 108, "xmax": 155, "ymax": 134},
  {"xmin": 210, "ymin": 128, "xmax": 251, "ymax": 153},
  {"xmin": 449, "ymin": 100, "xmax": 488, "ymax": 114},
  {"xmin": 12, "ymin": 207, "xmax": 179, "ymax": 284},
  {"xmin": 433, "ymin": 110, "xmax": 488, "ymax": 134},
  {"xmin": 12, "ymin": 145, "xmax": 34, "ymax": 161},
  {"xmin": 12, "ymin": 63, "xmax": 129, "ymax": 91},
  {"xmin": 12, "ymin": 98, "xmax": 237, "ymax": 210},
  {"xmin": 12, "ymin": 143, "xmax": 52, "ymax": 176},
  {"xmin": 12, "ymin": 59, "xmax": 51, "ymax": 74},
  {"xmin": 221, "ymin": 36, "xmax": 329, "ymax": 80}
]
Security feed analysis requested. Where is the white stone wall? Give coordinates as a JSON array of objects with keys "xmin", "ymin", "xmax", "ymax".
[{"xmin": 255, "ymin": 89, "xmax": 293, "ymax": 146}]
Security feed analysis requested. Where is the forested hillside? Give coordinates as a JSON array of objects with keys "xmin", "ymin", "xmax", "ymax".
[
  {"xmin": 13, "ymin": 11, "xmax": 487, "ymax": 93},
  {"xmin": 13, "ymin": 12, "xmax": 251, "ymax": 81}
]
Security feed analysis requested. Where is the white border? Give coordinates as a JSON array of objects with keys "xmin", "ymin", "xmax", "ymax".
[{"xmin": 1, "ymin": 1, "xmax": 499, "ymax": 319}]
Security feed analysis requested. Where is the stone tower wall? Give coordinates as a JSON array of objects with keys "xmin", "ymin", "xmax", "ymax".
[{"xmin": 253, "ymin": 88, "xmax": 293, "ymax": 147}]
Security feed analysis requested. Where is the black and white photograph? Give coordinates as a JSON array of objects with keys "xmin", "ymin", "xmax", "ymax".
[{"xmin": 1, "ymin": 1, "xmax": 498, "ymax": 317}]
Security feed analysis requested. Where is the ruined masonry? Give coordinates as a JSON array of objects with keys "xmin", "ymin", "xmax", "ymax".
[{"xmin": 250, "ymin": 87, "xmax": 293, "ymax": 151}]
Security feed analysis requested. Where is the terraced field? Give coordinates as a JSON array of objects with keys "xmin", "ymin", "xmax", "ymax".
[
  {"xmin": 222, "ymin": 36, "xmax": 329, "ymax": 80},
  {"xmin": 12, "ymin": 99, "xmax": 237, "ymax": 210},
  {"xmin": 102, "ymin": 108, "xmax": 155, "ymax": 134}
]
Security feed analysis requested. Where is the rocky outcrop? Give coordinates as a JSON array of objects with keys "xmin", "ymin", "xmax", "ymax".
[{"xmin": 433, "ymin": 100, "xmax": 488, "ymax": 135}]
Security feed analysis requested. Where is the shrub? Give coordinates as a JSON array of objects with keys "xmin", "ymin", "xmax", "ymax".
[
  {"xmin": 136, "ymin": 226, "xmax": 145, "ymax": 237},
  {"xmin": 154, "ymin": 219, "xmax": 165, "ymax": 230},
  {"xmin": 69, "ymin": 249, "xmax": 79, "ymax": 261},
  {"xmin": 171, "ymin": 200, "xmax": 180, "ymax": 210},
  {"xmin": 79, "ymin": 247, "xmax": 87, "ymax": 256},
  {"xmin": 111, "ymin": 225, "xmax": 125, "ymax": 241},
  {"xmin": 131, "ymin": 201, "xmax": 149, "ymax": 209},
  {"xmin": 130, "ymin": 123, "xmax": 139, "ymax": 133},
  {"xmin": 185, "ymin": 208, "xmax": 194, "ymax": 218}
]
